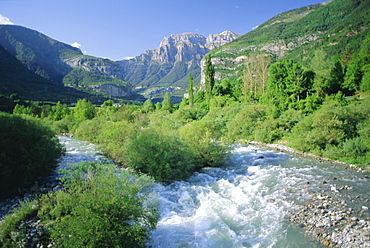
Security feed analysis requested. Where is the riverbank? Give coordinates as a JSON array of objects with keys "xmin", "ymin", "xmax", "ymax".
[
  {"xmin": 2, "ymin": 138, "xmax": 369, "ymax": 247},
  {"xmin": 248, "ymin": 140, "xmax": 368, "ymax": 174},
  {"xmin": 246, "ymin": 140, "xmax": 370, "ymax": 247}
]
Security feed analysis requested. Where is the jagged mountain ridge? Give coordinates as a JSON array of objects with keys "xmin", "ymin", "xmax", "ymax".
[{"xmin": 117, "ymin": 31, "xmax": 241, "ymax": 97}]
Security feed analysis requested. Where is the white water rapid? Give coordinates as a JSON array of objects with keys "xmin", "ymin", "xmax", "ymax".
[{"xmin": 58, "ymin": 136, "xmax": 370, "ymax": 248}]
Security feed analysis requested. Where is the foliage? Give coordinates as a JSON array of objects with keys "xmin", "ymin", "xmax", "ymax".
[
  {"xmin": 242, "ymin": 52, "xmax": 272, "ymax": 101},
  {"xmin": 42, "ymin": 162, "xmax": 159, "ymax": 247},
  {"xmin": 142, "ymin": 98, "xmax": 155, "ymax": 113},
  {"xmin": 0, "ymin": 199, "xmax": 39, "ymax": 247},
  {"xmin": 0, "ymin": 113, "xmax": 65, "ymax": 199},
  {"xmin": 161, "ymin": 92, "xmax": 173, "ymax": 112},
  {"xmin": 288, "ymin": 98, "xmax": 370, "ymax": 159},
  {"xmin": 226, "ymin": 104, "xmax": 268, "ymax": 141},
  {"xmin": 73, "ymin": 98, "xmax": 96, "ymax": 121},
  {"xmin": 187, "ymin": 73, "xmax": 194, "ymax": 106},
  {"xmin": 204, "ymin": 54, "xmax": 215, "ymax": 106},
  {"xmin": 263, "ymin": 58, "xmax": 314, "ymax": 112},
  {"xmin": 0, "ymin": 162, "xmax": 159, "ymax": 247},
  {"xmin": 179, "ymin": 120, "xmax": 230, "ymax": 169},
  {"xmin": 123, "ymin": 129, "xmax": 194, "ymax": 183}
]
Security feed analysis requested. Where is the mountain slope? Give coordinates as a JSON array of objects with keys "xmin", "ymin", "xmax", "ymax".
[
  {"xmin": 0, "ymin": 44, "xmax": 91, "ymax": 102},
  {"xmin": 207, "ymin": 0, "xmax": 370, "ymax": 81},
  {"xmin": 117, "ymin": 31, "xmax": 241, "ymax": 98},
  {"xmin": 0, "ymin": 25, "xmax": 132, "ymax": 99}
]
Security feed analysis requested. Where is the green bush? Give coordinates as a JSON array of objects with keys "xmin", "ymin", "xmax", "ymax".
[
  {"xmin": 73, "ymin": 119, "xmax": 105, "ymax": 143},
  {"xmin": 0, "ymin": 162, "xmax": 159, "ymax": 247},
  {"xmin": 179, "ymin": 120, "xmax": 230, "ymax": 169},
  {"xmin": 0, "ymin": 113, "xmax": 65, "ymax": 199},
  {"xmin": 123, "ymin": 129, "xmax": 194, "ymax": 183},
  {"xmin": 226, "ymin": 104, "xmax": 268, "ymax": 141},
  {"xmin": 97, "ymin": 121, "xmax": 135, "ymax": 163},
  {"xmin": 45, "ymin": 162, "xmax": 159, "ymax": 247}
]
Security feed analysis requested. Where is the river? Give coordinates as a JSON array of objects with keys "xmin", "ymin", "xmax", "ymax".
[{"xmin": 58, "ymin": 136, "xmax": 370, "ymax": 247}]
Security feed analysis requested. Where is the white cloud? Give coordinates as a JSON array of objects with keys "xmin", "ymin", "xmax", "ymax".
[
  {"xmin": 0, "ymin": 14, "xmax": 14, "ymax": 25},
  {"xmin": 122, "ymin": 56, "xmax": 134, "ymax": 60},
  {"xmin": 71, "ymin": 42, "xmax": 82, "ymax": 49},
  {"xmin": 71, "ymin": 42, "xmax": 86, "ymax": 53}
]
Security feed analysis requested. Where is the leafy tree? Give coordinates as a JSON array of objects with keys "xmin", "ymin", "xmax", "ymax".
[
  {"xmin": 179, "ymin": 120, "xmax": 230, "ymax": 169},
  {"xmin": 227, "ymin": 104, "xmax": 268, "ymax": 141},
  {"xmin": 242, "ymin": 52, "xmax": 271, "ymax": 101},
  {"xmin": 263, "ymin": 58, "xmax": 314, "ymax": 111},
  {"xmin": 195, "ymin": 90, "xmax": 205, "ymax": 103},
  {"xmin": 50, "ymin": 101, "xmax": 70, "ymax": 121},
  {"xmin": 73, "ymin": 98, "xmax": 96, "ymax": 121},
  {"xmin": 288, "ymin": 100, "xmax": 363, "ymax": 153},
  {"xmin": 142, "ymin": 98, "xmax": 155, "ymax": 113},
  {"xmin": 360, "ymin": 65, "xmax": 370, "ymax": 92},
  {"xmin": 123, "ymin": 129, "xmax": 194, "ymax": 183},
  {"xmin": 161, "ymin": 92, "xmax": 173, "ymax": 112},
  {"xmin": 0, "ymin": 113, "xmax": 65, "ymax": 199},
  {"xmin": 328, "ymin": 61, "xmax": 345, "ymax": 94},
  {"xmin": 343, "ymin": 36, "xmax": 370, "ymax": 93},
  {"xmin": 155, "ymin": 102, "xmax": 162, "ymax": 110},
  {"xmin": 178, "ymin": 97, "xmax": 188, "ymax": 109},
  {"xmin": 98, "ymin": 121, "xmax": 135, "ymax": 163}
]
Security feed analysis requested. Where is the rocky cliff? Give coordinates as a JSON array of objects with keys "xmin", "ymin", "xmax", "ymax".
[{"xmin": 117, "ymin": 31, "xmax": 241, "ymax": 97}]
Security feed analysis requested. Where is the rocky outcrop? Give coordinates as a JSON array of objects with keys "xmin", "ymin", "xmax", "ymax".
[
  {"xmin": 160, "ymin": 33, "xmax": 206, "ymax": 47},
  {"xmin": 63, "ymin": 57, "xmax": 124, "ymax": 79},
  {"xmin": 117, "ymin": 31, "xmax": 241, "ymax": 97},
  {"xmin": 90, "ymin": 84, "xmax": 131, "ymax": 98},
  {"xmin": 206, "ymin": 31, "xmax": 242, "ymax": 49}
]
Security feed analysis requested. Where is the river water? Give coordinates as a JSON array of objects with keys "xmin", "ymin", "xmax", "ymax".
[{"xmin": 58, "ymin": 136, "xmax": 369, "ymax": 248}]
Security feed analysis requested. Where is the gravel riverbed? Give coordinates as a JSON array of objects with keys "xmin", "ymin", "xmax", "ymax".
[{"xmin": 263, "ymin": 142, "xmax": 370, "ymax": 247}]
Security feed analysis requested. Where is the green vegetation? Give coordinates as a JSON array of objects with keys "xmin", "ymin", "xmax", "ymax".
[
  {"xmin": 63, "ymin": 68, "xmax": 129, "ymax": 88},
  {"xmin": 1, "ymin": 1, "xmax": 370, "ymax": 246},
  {"xmin": 0, "ymin": 162, "xmax": 159, "ymax": 247},
  {"xmin": 0, "ymin": 113, "xmax": 65, "ymax": 200}
]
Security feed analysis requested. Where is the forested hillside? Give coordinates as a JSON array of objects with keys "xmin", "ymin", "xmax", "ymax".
[
  {"xmin": 208, "ymin": 0, "xmax": 370, "ymax": 90},
  {"xmin": 0, "ymin": 25, "xmax": 132, "ymax": 101}
]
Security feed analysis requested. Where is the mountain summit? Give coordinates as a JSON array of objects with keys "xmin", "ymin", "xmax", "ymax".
[{"xmin": 117, "ymin": 31, "xmax": 241, "ymax": 97}]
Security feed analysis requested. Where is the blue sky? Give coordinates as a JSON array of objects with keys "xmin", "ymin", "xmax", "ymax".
[{"xmin": 1, "ymin": 0, "xmax": 325, "ymax": 61}]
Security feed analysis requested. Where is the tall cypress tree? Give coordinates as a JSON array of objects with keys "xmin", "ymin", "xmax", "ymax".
[
  {"xmin": 162, "ymin": 92, "xmax": 173, "ymax": 112},
  {"xmin": 188, "ymin": 73, "xmax": 194, "ymax": 106},
  {"xmin": 204, "ymin": 54, "xmax": 215, "ymax": 106}
]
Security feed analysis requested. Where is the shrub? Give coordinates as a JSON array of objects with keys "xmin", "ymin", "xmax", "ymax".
[
  {"xmin": 179, "ymin": 120, "xmax": 230, "ymax": 169},
  {"xmin": 97, "ymin": 121, "xmax": 135, "ymax": 163},
  {"xmin": 226, "ymin": 104, "xmax": 268, "ymax": 140},
  {"xmin": 45, "ymin": 162, "xmax": 159, "ymax": 247},
  {"xmin": 0, "ymin": 162, "xmax": 159, "ymax": 247},
  {"xmin": 123, "ymin": 129, "xmax": 194, "ymax": 183},
  {"xmin": 0, "ymin": 113, "xmax": 65, "ymax": 199}
]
